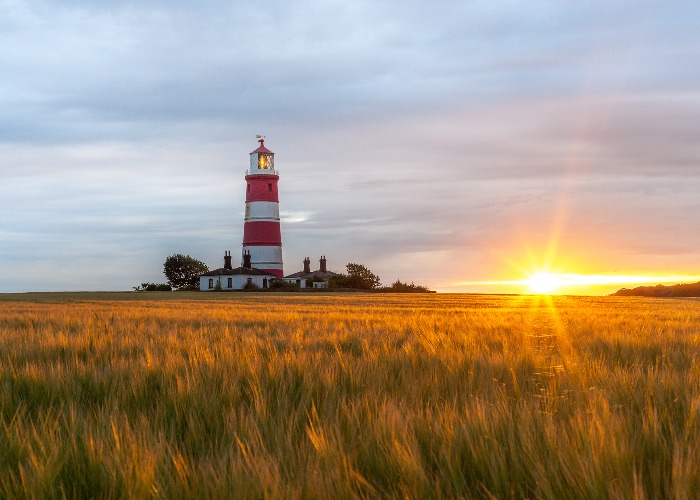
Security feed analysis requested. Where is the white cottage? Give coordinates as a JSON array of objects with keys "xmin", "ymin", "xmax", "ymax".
[
  {"xmin": 200, "ymin": 251, "xmax": 277, "ymax": 291},
  {"xmin": 283, "ymin": 256, "xmax": 340, "ymax": 288}
]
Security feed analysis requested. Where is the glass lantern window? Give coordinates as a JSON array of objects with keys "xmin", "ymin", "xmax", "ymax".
[{"xmin": 258, "ymin": 153, "xmax": 274, "ymax": 170}]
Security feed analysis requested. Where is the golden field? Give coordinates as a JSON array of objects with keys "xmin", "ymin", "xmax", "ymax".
[{"xmin": 1, "ymin": 292, "xmax": 699, "ymax": 498}]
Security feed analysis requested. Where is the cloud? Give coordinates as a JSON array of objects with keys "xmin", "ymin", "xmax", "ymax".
[{"xmin": 1, "ymin": 0, "xmax": 699, "ymax": 292}]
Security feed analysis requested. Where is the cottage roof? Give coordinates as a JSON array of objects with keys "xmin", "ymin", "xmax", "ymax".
[
  {"xmin": 284, "ymin": 269, "xmax": 340, "ymax": 279},
  {"xmin": 202, "ymin": 267, "xmax": 276, "ymax": 277}
]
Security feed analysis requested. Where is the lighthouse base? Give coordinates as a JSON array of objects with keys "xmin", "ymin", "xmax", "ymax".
[{"xmin": 242, "ymin": 245, "xmax": 283, "ymax": 278}]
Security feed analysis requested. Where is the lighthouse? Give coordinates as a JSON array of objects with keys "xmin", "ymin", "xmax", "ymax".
[{"xmin": 242, "ymin": 136, "xmax": 283, "ymax": 277}]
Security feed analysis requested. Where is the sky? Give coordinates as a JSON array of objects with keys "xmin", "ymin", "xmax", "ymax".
[{"xmin": 1, "ymin": 0, "xmax": 699, "ymax": 294}]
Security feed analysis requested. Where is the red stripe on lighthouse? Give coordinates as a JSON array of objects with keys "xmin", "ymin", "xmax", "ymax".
[
  {"xmin": 243, "ymin": 221, "xmax": 282, "ymax": 246},
  {"xmin": 246, "ymin": 175, "xmax": 279, "ymax": 202},
  {"xmin": 260, "ymin": 268, "xmax": 284, "ymax": 278}
]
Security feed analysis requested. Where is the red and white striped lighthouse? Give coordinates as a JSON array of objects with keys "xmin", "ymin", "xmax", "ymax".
[{"xmin": 242, "ymin": 136, "xmax": 283, "ymax": 277}]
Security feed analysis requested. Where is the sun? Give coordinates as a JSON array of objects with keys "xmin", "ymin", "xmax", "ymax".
[{"xmin": 525, "ymin": 272, "xmax": 564, "ymax": 294}]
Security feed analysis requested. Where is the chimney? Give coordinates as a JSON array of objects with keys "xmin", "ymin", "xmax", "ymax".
[
  {"xmin": 303, "ymin": 257, "xmax": 311, "ymax": 274},
  {"xmin": 319, "ymin": 255, "xmax": 327, "ymax": 273},
  {"xmin": 243, "ymin": 250, "xmax": 251, "ymax": 268},
  {"xmin": 224, "ymin": 251, "xmax": 232, "ymax": 270}
]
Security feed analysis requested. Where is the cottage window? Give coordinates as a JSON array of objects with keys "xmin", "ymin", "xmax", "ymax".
[
  {"xmin": 227, "ymin": 277, "xmax": 232, "ymax": 288},
  {"xmin": 247, "ymin": 277, "xmax": 253, "ymax": 284},
  {"xmin": 263, "ymin": 278, "xmax": 268, "ymax": 288},
  {"xmin": 208, "ymin": 278, "xmax": 214, "ymax": 289}
]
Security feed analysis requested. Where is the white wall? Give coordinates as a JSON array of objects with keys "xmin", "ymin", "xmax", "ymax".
[{"xmin": 200, "ymin": 274, "xmax": 273, "ymax": 291}]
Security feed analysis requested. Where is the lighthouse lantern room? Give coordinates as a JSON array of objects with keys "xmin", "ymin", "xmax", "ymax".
[
  {"xmin": 242, "ymin": 136, "xmax": 284, "ymax": 277},
  {"xmin": 250, "ymin": 144, "xmax": 275, "ymax": 172}
]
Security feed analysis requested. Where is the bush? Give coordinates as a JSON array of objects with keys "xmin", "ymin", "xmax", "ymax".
[
  {"xmin": 269, "ymin": 280, "xmax": 299, "ymax": 290},
  {"xmin": 243, "ymin": 281, "xmax": 260, "ymax": 290},
  {"xmin": 133, "ymin": 283, "xmax": 172, "ymax": 292},
  {"xmin": 382, "ymin": 280, "xmax": 431, "ymax": 293}
]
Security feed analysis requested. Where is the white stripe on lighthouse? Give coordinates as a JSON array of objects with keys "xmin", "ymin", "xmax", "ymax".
[
  {"xmin": 243, "ymin": 246, "xmax": 282, "ymax": 264},
  {"xmin": 245, "ymin": 201, "xmax": 280, "ymax": 222},
  {"xmin": 242, "ymin": 246, "xmax": 283, "ymax": 270}
]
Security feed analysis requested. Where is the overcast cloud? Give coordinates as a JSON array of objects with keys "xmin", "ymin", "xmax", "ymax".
[{"xmin": 1, "ymin": 0, "xmax": 699, "ymax": 293}]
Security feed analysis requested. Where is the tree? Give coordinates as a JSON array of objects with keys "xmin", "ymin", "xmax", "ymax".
[
  {"xmin": 344, "ymin": 263, "xmax": 381, "ymax": 289},
  {"xmin": 163, "ymin": 254, "xmax": 209, "ymax": 290}
]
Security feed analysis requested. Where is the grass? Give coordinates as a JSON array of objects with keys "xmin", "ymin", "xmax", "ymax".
[{"xmin": 0, "ymin": 292, "xmax": 699, "ymax": 498}]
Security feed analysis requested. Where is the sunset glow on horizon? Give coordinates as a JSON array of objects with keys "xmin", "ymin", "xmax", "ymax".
[{"xmin": 457, "ymin": 273, "xmax": 700, "ymax": 295}]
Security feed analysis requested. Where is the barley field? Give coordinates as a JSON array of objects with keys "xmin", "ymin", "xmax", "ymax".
[{"xmin": 1, "ymin": 292, "xmax": 699, "ymax": 498}]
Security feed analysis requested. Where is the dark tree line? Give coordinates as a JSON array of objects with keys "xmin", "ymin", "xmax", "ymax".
[{"xmin": 611, "ymin": 282, "xmax": 700, "ymax": 297}]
